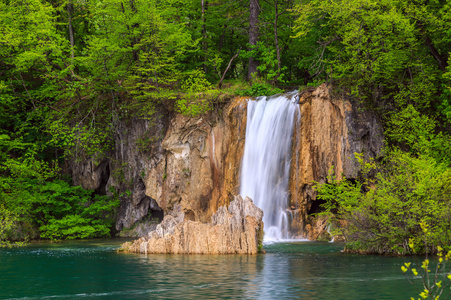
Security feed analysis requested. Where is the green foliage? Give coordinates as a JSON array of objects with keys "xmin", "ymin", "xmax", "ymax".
[
  {"xmin": 441, "ymin": 57, "xmax": 451, "ymax": 124},
  {"xmin": 292, "ymin": 0, "xmax": 450, "ymax": 113},
  {"xmin": 241, "ymin": 41, "xmax": 287, "ymax": 83},
  {"xmin": 0, "ymin": 178, "xmax": 119, "ymax": 242},
  {"xmin": 175, "ymin": 70, "xmax": 220, "ymax": 117},
  {"xmin": 32, "ymin": 181, "xmax": 115, "ymax": 239},
  {"xmin": 315, "ymin": 151, "xmax": 451, "ymax": 254},
  {"xmin": 403, "ymin": 227, "xmax": 451, "ymax": 299},
  {"xmin": 386, "ymin": 105, "xmax": 451, "ymax": 164},
  {"xmin": 314, "ymin": 166, "xmax": 361, "ymax": 223},
  {"xmin": 0, "ymin": 205, "xmax": 25, "ymax": 247},
  {"xmin": 181, "ymin": 69, "xmax": 212, "ymax": 93},
  {"xmin": 386, "ymin": 105, "xmax": 436, "ymax": 153},
  {"xmin": 0, "ymin": 0, "xmax": 68, "ymax": 74},
  {"xmin": 236, "ymin": 82, "xmax": 284, "ymax": 97},
  {"xmin": 47, "ymin": 120, "xmax": 113, "ymax": 161},
  {"xmin": 175, "ymin": 97, "xmax": 212, "ymax": 117}
]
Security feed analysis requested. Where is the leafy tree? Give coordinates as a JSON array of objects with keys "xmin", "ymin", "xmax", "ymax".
[
  {"xmin": 292, "ymin": 0, "xmax": 450, "ymax": 113},
  {"xmin": 0, "ymin": 0, "xmax": 71, "ymax": 104},
  {"xmin": 248, "ymin": 0, "xmax": 260, "ymax": 81},
  {"xmin": 386, "ymin": 105, "xmax": 451, "ymax": 164},
  {"xmin": 316, "ymin": 151, "xmax": 451, "ymax": 255},
  {"xmin": 442, "ymin": 56, "xmax": 451, "ymax": 124}
]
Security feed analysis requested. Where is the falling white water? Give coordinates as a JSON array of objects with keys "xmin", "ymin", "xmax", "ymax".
[
  {"xmin": 240, "ymin": 92, "xmax": 300, "ymax": 242},
  {"xmin": 327, "ymin": 223, "xmax": 335, "ymax": 243}
]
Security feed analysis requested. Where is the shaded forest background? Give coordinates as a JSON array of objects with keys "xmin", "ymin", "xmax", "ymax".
[{"xmin": 0, "ymin": 0, "xmax": 451, "ymax": 252}]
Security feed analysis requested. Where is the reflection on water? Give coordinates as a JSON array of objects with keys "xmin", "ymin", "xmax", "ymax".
[{"xmin": 0, "ymin": 240, "xmax": 424, "ymax": 299}]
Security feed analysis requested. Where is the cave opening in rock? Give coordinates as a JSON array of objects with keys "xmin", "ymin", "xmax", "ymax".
[
  {"xmin": 307, "ymin": 199, "xmax": 327, "ymax": 216},
  {"xmin": 147, "ymin": 198, "xmax": 164, "ymax": 223}
]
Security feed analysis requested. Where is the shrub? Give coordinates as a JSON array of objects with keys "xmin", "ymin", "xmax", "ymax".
[
  {"xmin": 176, "ymin": 69, "xmax": 217, "ymax": 117},
  {"xmin": 402, "ymin": 224, "xmax": 451, "ymax": 299},
  {"xmin": 1, "ymin": 179, "xmax": 119, "ymax": 242},
  {"xmin": 315, "ymin": 151, "xmax": 451, "ymax": 254},
  {"xmin": 236, "ymin": 82, "xmax": 283, "ymax": 97},
  {"xmin": 0, "ymin": 205, "xmax": 22, "ymax": 247}
]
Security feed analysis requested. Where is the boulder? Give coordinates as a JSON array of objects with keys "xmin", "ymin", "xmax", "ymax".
[{"xmin": 119, "ymin": 195, "xmax": 264, "ymax": 254}]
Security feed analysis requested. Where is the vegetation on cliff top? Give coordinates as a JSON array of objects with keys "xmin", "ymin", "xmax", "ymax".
[{"xmin": 0, "ymin": 0, "xmax": 451, "ymax": 246}]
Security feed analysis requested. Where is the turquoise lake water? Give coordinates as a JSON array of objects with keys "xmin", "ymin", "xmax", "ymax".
[{"xmin": 0, "ymin": 240, "xmax": 427, "ymax": 299}]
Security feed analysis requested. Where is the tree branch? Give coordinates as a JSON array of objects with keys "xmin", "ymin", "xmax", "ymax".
[
  {"xmin": 423, "ymin": 35, "xmax": 447, "ymax": 72},
  {"xmin": 218, "ymin": 50, "xmax": 241, "ymax": 89}
]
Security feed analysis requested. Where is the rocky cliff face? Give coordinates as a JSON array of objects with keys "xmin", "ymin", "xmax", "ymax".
[
  {"xmin": 119, "ymin": 195, "xmax": 264, "ymax": 254},
  {"xmin": 143, "ymin": 98, "xmax": 247, "ymax": 224},
  {"xmin": 71, "ymin": 85, "xmax": 383, "ymax": 241},
  {"xmin": 289, "ymin": 84, "xmax": 383, "ymax": 239},
  {"xmin": 71, "ymin": 99, "xmax": 247, "ymax": 236},
  {"xmin": 70, "ymin": 109, "xmax": 169, "ymax": 234}
]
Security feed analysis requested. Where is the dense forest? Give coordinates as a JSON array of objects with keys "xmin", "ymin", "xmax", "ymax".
[{"xmin": 0, "ymin": 0, "xmax": 450, "ymax": 254}]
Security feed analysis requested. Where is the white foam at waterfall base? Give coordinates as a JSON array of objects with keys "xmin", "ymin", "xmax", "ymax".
[{"xmin": 240, "ymin": 92, "xmax": 302, "ymax": 243}]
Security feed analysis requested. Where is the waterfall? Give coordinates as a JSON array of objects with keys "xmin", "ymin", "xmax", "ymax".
[
  {"xmin": 240, "ymin": 92, "xmax": 300, "ymax": 242},
  {"xmin": 327, "ymin": 224, "xmax": 335, "ymax": 243}
]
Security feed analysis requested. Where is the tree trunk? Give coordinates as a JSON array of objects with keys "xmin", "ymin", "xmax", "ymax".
[
  {"xmin": 274, "ymin": 0, "xmax": 281, "ymax": 81},
  {"xmin": 424, "ymin": 35, "xmax": 447, "ymax": 71},
  {"xmin": 218, "ymin": 24, "xmax": 227, "ymax": 53},
  {"xmin": 67, "ymin": 0, "xmax": 75, "ymax": 73},
  {"xmin": 248, "ymin": 0, "xmax": 259, "ymax": 81},
  {"xmin": 417, "ymin": 21, "xmax": 448, "ymax": 72},
  {"xmin": 202, "ymin": 0, "xmax": 208, "ymax": 73}
]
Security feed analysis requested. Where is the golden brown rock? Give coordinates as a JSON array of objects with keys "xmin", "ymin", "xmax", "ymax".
[
  {"xmin": 119, "ymin": 195, "xmax": 264, "ymax": 254},
  {"xmin": 289, "ymin": 84, "xmax": 383, "ymax": 239},
  {"xmin": 144, "ymin": 98, "xmax": 248, "ymax": 223}
]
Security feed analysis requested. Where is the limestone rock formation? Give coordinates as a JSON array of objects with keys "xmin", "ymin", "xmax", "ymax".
[
  {"xmin": 289, "ymin": 84, "xmax": 383, "ymax": 239},
  {"xmin": 69, "ymin": 85, "xmax": 382, "ymax": 241},
  {"xmin": 143, "ymin": 98, "xmax": 248, "ymax": 224},
  {"xmin": 70, "ymin": 110, "xmax": 168, "ymax": 233},
  {"xmin": 70, "ymin": 99, "xmax": 247, "ymax": 236},
  {"xmin": 120, "ymin": 195, "xmax": 264, "ymax": 254}
]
